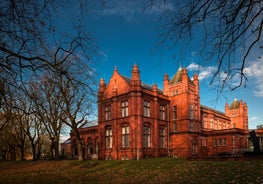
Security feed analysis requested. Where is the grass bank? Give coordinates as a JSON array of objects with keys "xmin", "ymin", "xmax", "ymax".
[{"xmin": 0, "ymin": 158, "xmax": 262, "ymax": 183}]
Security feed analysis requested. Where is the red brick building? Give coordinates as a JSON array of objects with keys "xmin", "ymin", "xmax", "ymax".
[{"xmin": 68, "ymin": 64, "xmax": 254, "ymax": 160}]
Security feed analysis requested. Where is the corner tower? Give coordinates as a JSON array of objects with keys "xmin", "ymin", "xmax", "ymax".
[
  {"xmin": 225, "ymin": 98, "xmax": 248, "ymax": 130},
  {"xmin": 164, "ymin": 67, "xmax": 201, "ymax": 132},
  {"xmin": 164, "ymin": 67, "xmax": 201, "ymax": 157}
]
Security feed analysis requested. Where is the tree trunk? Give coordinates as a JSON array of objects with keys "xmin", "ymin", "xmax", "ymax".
[
  {"xmin": 54, "ymin": 141, "xmax": 59, "ymax": 160},
  {"xmin": 19, "ymin": 146, "xmax": 25, "ymax": 160},
  {"xmin": 31, "ymin": 143, "xmax": 37, "ymax": 160},
  {"xmin": 74, "ymin": 131, "xmax": 84, "ymax": 161},
  {"xmin": 78, "ymin": 142, "xmax": 84, "ymax": 161}
]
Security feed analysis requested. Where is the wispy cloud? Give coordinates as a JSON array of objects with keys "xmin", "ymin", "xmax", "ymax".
[
  {"xmin": 244, "ymin": 56, "xmax": 263, "ymax": 96},
  {"xmin": 249, "ymin": 116, "xmax": 259, "ymax": 122},
  {"xmin": 187, "ymin": 56, "xmax": 263, "ymax": 97},
  {"xmin": 187, "ymin": 63, "xmax": 216, "ymax": 81},
  {"xmin": 89, "ymin": 0, "xmax": 174, "ymax": 22}
]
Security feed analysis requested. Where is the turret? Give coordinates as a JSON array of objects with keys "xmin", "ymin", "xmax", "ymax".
[
  {"xmin": 99, "ymin": 78, "xmax": 106, "ymax": 92},
  {"xmin": 193, "ymin": 74, "xmax": 199, "ymax": 95},
  {"xmin": 225, "ymin": 98, "xmax": 248, "ymax": 130},
  {"xmin": 181, "ymin": 68, "xmax": 189, "ymax": 92},
  {"xmin": 163, "ymin": 74, "xmax": 169, "ymax": 95},
  {"xmin": 131, "ymin": 64, "xmax": 141, "ymax": 86}
]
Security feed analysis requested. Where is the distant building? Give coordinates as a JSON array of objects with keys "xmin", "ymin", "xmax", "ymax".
[{"xmin": 68, "ymin": 64, "xmax": 261, "ymax": 160}]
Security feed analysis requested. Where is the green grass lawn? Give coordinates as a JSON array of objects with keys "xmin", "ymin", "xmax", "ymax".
[{"xmin": 0, "ymin": 158, "xmax": 262, "ymax": 183}]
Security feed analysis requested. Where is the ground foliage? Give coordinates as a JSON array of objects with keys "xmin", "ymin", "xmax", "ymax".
[{"xmin": 0, "ymin": 158, "xmax": 262, "ymax": 183}]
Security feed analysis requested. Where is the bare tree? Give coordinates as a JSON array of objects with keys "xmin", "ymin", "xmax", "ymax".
[
  {"xmin": 29, "ymin": 75, "xmax": 65, "ymax": 160},
  {"xmin": 52, "ymin": 40, "xmax": 97, "ymax": 161},
  {"xmin": 0, "ymin": 0, "xmax": 97, "ymax": 161},
  {"xmin": 0, "ymin": 0, "xmax": 96, "ymax": 109},
  {"xmin": 146, "ymin": 0, "xmax": 263, "ymax": 91},
  {"xmin": 16, "ymin": 89, "xmax": 44, "ymax": 161}
]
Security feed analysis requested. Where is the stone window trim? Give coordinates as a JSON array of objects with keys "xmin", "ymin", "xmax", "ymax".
[
  {"xmin": 159, "ymin": 126, "xmax": 165, "ymax": 148},
  {"xmin": 159, "ymin": 104, "xmax": 165, "ymax": 120},
  {"xmin": 121, "ymin": 123, "xmax": 130, "ymax": 148},
  {"xmin": 121, "ymin": 100, "xmax": 129, "ymax": 117},
  {"xmin": 143, "ymin": 123, "xmax": 151, "ymax": 148},
  {"xmin": 105, "ymin": 126, "xmax": 112, "ymax": 149},
  {"xmin": 105, "ymin": 104, "xmax": 111, "ymax": 121},
  {"xmin": 144, "ymin": 100, "xmax": 151, "ymax": 117}
]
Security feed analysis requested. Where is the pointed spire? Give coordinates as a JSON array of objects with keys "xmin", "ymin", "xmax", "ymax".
[
  {"xmin": 132, "ymin": 64, "xmax": 140, "ymax": 80},
  {"xmin": 114, "ymin": 66, "xmax": 118, "ymax": 72},
  {"xmin": 99, "ymin": 78, "xmax": 106, "ymax": 93},
  {"xmin": 178, "ymin": 62, "xmax": 182, "ymax": 71}
]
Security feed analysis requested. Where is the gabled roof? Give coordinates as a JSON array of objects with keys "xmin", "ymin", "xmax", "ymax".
[
  {"xmin": 79, "ymin": 119, "xmax": 98, "ymax": 128},
  {"xmin": 120, "ymin": 74, "xmax": 163, "ymax": 94},
  {"xmin": 201, "ymin": 105, "xmax": 226, "ymax": 117},
  {"xmin": 62, "ymin": 138, "xmax": 70, "ymax": 144}
]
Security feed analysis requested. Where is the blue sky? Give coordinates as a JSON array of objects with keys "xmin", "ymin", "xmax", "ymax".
[{"xmin": 83, "ymin": 0, "xmax": 263, "ymax": 129}]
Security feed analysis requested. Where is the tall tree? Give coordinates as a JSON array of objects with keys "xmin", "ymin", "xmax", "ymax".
[
  {"xmin": 146, "ymin": 0, "xmax": 263, "ymax": 91},
  {"xmin": 57, "ymin": 53, "xmax": 96, "ymax": 161},
  {"xmin": 29, "ymin": 75, "xmax": 65, "ymax": 160}
]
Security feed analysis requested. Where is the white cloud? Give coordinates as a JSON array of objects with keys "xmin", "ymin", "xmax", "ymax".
[
  {"xmin": 249, "ymin": 116, "xmax": 258, "ymax": 122},
  {"xmin": 187, "ymin": 63, "xmax": 200, "ymax": 71},
  {"xmin": 187, "ymin": 63, "xmax": 216, "ymax": 81},
  {"xmin": 244, "ymin": 56, "xmax": 263, "ymax": 96}
]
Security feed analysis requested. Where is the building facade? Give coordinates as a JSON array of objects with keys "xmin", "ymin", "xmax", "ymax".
[{"xmin": 68, "ymin": 64, "xmax": 254, "ymax": 160}]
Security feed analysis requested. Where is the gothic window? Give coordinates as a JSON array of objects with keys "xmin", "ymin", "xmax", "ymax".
[
  {"xmin": 160, "ymin": 105, "xmax": 165, "ymax": 120},
  {"xmin": 143, "ymin": 124, "xmax": 151, "ymax": 147},
  {"xmin": 173, "ymin": 106, "xmax": 177, "ymax": 120},
  {"xmin": 159, "ymin": 127, "xmax": 165, "ymax": 148},
  {"xmin": 122, "ymin": 126, "xmax": 130, "ymax": 148},
  {"xmin": 144, "ymin": 101, "xmax": 150, "ymax": 117},
  {"xmin": 106, "ymin": 127, "xmax": 112, "ymax": 149},
  {"xmin": 121, "ymin": 101, "xmax": 128, "ymax": 117},
  {"xmin": 105, "ymin": 105, "xmax": 111, "ymax": 120}
]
